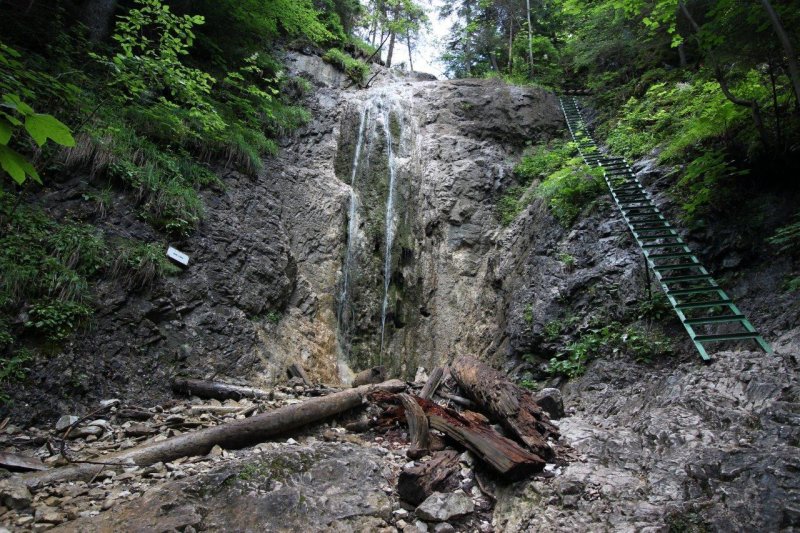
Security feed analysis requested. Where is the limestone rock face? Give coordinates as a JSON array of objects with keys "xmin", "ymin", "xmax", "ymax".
[{"xmin": 269, "ymin": 54, "xmax": 564, "ymax": 377}]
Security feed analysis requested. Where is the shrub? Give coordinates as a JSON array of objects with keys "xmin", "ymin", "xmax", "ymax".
[
  {"xmin": 111, "ymin": 240, "xmax": 181, "ymax": 289},
  {"xmin": 323, "ymin": 48, "xmax": 369, "ymax": 84},
  {"xmin": 536, "ymin": 163, "xmax": 605, "ymax": 226},
  {"xmin": 768, "ymin": 213, "xmax": 800, "ymax": 256},
  {"xmin": 25, "ymin": 300, "xmax": 93, "ymax": 342},
  {"xmin": 514, "ymin": 140, "xmax": 578, "ymax": 185}
]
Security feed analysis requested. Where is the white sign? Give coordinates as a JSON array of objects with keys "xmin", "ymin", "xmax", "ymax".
[{"xmin": 166, "ymin": 246, "xmax": 190, "ymax": 266}]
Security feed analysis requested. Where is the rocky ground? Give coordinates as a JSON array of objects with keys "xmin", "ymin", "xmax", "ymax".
[{"xmin": 0, "ymin": 373, "xmax": 553, "ymax": 532}]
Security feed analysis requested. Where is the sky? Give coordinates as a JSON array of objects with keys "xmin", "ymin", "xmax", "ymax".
[{"xmin": 365, "ymin": 0, "xmax": 455, "ymax": 79}]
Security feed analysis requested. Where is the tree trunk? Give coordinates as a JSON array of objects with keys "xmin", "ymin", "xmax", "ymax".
[
  {"xmin": 414, "ymin": 396, "xmax": 544, "ymax": 480},
  {"xmin": 386, "ymin": 31, "xmax": 396, "ymax": 68},
  {"xmin": 759, "ymin": 0, "xmax": 800, "ymax": 109},
  {"xmin": 678, "ymin": 43, "xmax": 687, "ymax": 68},
  {"xmin": 171, "ymin": 378, "xmax": 272, "ymax": 401},
  {"xmin": 22, "ymin": 380, "xmax": 406, "ymax": 489},
  {"xmin": 450, "ymin": 355, "xmax": 558, "ymax": 460},
  {"xmin": 508, "ymin": 22, "xmax": 514, "ymax": 74},
  {"xmin": 80, "ymin": 0, "xmax": 118, "ymax": 41},
  {"xmin": 525, "ymin": 0, "xmax": 534, "ymax": 76},
  {"xmin": 407, "ymin": 29, "xmax": 414, "ymax": 72}
]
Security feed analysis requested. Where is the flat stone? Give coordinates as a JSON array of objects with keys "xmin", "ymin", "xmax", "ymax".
[
  {"xmin": 55, "ymin": 415, "xmax": 79, "ymax": 431},
  {"xmin": 416, "ymin": 491, "xmax": 474, "ymax": 522}
]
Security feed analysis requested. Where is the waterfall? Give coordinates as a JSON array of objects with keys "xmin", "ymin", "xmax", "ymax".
[
  {"xmin": 379, "ymin": 96, "xmax": 400, "ymax": 360},
  {"xmin": 338, "ymin": 106, "xmax": 368, "ymax": 346}
]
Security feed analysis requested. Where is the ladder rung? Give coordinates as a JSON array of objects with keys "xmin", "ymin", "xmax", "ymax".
[
  {"xmin": 685, "ymin": 314, "xmax": 746, "ymax": 325},
  {"xmin": 668, "ymin": 286, "xmax": 720, "ymax": 296},
  {"xmin": 676, "ymin": 299, "xmax": 732, "ymax": 310},
  {"xmin": 660, "ymin": 273, "xmax": 710, "ymax": 282},
  {"xmin": 637, "ymin": 232, "xmax": 678, "ymax": 239},
  {"xmin": 641, "ymin": 242, "xmax": 686, "ymax": 249},
  {"xmin": 653, "ymin": 262, "xmax": 701, "ymax": 272},
  {"xmin": 648, "ymin": 252, "xmax": 696, "ymax": 260},
  {"xmin": 695, "ymin": 332, "xmax": 763, "ymax": 343}
]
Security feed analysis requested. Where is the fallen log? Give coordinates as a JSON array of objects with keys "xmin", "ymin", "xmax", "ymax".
[
  {"xmin": 397, "ymin": 450, "xmax": 460, "ymax": 505},
  {"xmin": 0, "ymin": 451, "xmax": 48, "ymax": 472},
  {"xmin": 171, "ymin": 378, "xmax": 272, "ymax": 401},
  {"xmin": 434, "ymin": 391, "xmax": 476, "ymax": 409},
  {"xmin": 352, "ymin": 366, "xmax": 386, "ymax": 387},
  {"xmin": 451, "ymin": 356, "xmax": 558, "ymax": 458},
  {"xmin": 420, "ymin": 367, "xmax": 444, "ymax": 400},
  {"xmin": 414, "ymin": 396, "xmax": 544, "ymax": 480},
  {"xmin": 21, "ymin": 380, "xmax": 406, "ymax": 489},
  {"xmin": 398, "ymin": 393, "xmax": 429, "ymax": 459},
  {"xmin": 287, "ymin": 363, "xmax": 311, "ymax": 386}
]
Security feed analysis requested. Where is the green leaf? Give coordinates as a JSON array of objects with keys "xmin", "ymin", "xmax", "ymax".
[
  {"xmin": 24, "ymin": 114, "xmax": 75, "ymax": 147},
  {"xmin": 2, "ymin": 94, "xmax": 34, "ymax": 115},
  {"xmin": 0, "ymin": 118, "xmax": 11, "ymax": 144},
  {"xmin": 0, "ymin": 144, "xmax": 41, "ymax": 184}
]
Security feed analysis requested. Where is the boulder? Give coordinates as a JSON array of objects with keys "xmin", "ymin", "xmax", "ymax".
[{"xmin": 415, "ymin": 491, "xmax": 474, "ymax": 522}]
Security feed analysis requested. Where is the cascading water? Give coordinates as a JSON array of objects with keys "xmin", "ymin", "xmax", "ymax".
[
  {"xmin": 379, "ymin": 97, "xmax": 400, "ymax": 359},
  {"xmin": 337, "ymin": 106, "xmax": 368, "ymax": 347},
  {"xmin": 336, "ymin": 88, "xmax": 412, "ymax": 369}
]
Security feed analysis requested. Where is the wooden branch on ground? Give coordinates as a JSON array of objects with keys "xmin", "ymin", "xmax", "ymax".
[
  {"xmin": 420, "ymin": 367, "xmax": 443, "ymax": 400},
  {"xmin": 171, "ymin": 378, "xmax": 272, "ymax": 401},
  {"xmin": 398, "ymin": 393, "xmax": 429, "ymax": 459},
  {"xmin": 414, "ymin": 396, "xmax": 544, "ymax": 480},
  {"xmin": 21, "ymin": 380, "xmax": 406, "ymax": 489},
  {"xmin": 287, "ymin": 363, "xmax": 311, "ymax": 386},
  {"xmin": 451, "ymin": 356, "xmax": 558, "ymax": 459},
  {"xmin": 434, "ymin": 391, "xmax": 476, "ymax": 409}
]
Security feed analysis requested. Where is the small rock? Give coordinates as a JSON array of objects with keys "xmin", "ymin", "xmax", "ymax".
[
  {"xmin": 125, "ymin": 423, "xmax": 156, "ymax": 437},
  {"xmin": 416, "ymin": 491, "xmax": 474, "ymax": 522},
  {"xmin": 534, "ymin": 388, "xmax": 564, "ymax": 419},
  {"xmin": 16, "ymin": 515, "xmax": 34, "ymax": 527},
  {"xmin": 433, "ymin": 523, "xmax": 455, "ymax": 533},
  {"xmin": 286, "ymin": 438, "xmax": 298, "ymax": 445},
  {"xmin": 0, "ymin": 477, "xmax": 33, "ymax": 510},
  {"xmin": 35, "ymin": 506, "xmax": 66, "ymax": 524},
  {"xmin": 55, "ymin": 415, "xmax": 79, "ymax": 431},
  {"xmin": 99, "ymin": 399, "xmax": 120, "ymax": 408},
  {"xmin": 414, "ymin": 367, "xmax": 429, "ymax": 383},
  {"xmin": 208, "ymin": 445, "xmax": 224, "ymax": 457}
]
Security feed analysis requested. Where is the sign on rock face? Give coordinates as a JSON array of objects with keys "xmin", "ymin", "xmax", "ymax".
[{"xmin": 166, "ymin": 246, "xmax": 190, "ymax": 266}]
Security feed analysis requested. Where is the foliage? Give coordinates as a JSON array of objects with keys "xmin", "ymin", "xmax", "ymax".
[
  {"xmin": 323, "ymin": 48, "xmax": 369, "ymax": 84},
  {"xmin": 523, "ymin": 304, "xmax": 534, "ymax": 325},
  {"xmin": 768, "ymin": 213, "xmax": 800, "ymax": 256},
  {"xmin": 515, "ymin": 141, "xmax": 578, "ymax": 185},
  {"xmin": 547, "ymin": 321, "xmax": 672, "ymax": 378},
  {"xmin": 496, "ymin": 185, "xmax": 525, "ymax": 226},
  {"xmin": 111, "ymin": 240, "xmax": 181, "ymax": 289},
  {"xmin": 1, "ymin": 44, "xmax": 75, "ymax": 185},
  {"xmin": 25, "ymin": 300, "xmax": 93, "ymax": 343},
  {"xmin": 535, "ymin": 161, "xmax": 606, "ymax": 226},
  {"xmin": 674, "ymin": 149, "xmax": 747, "ymax": 222}
]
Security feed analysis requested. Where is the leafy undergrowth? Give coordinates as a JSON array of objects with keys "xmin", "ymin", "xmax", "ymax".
[
  {"xmin": 499, "ymin": 139, "xmax": 605, "ymax": 226},
  {"xmin": 542, "ymin": 293, "xmax": 675, "ymax": 379},
  {"xmin": 323, "ymin": 48, "xmax": 369, "ymax": 85}
]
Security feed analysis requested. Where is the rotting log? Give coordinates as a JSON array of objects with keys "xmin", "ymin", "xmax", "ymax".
[
  {"xmin": 414, "ymin": 396, "xmax": 544, "ymax": 480},
  {"xmin": 397, "ymin": 450, "xmax": 460, "ymax": 505},
  {"xmin": 398, "ymin": 393, "xmax": 429, "ymax": 459},
  {"xmin": 419, "ymin": 367, "xmax": 444, "ymax": 399},
  {"xmin": 171, "ymin": 378, "xmax": 272, "ymax": 401},
  {"xmin": 22, "ymin": 380, "xmax": 406, "ymax": 489},
  {"xmin": 451, "ymin": 355, "xmax": 558, "ymax": 458}
]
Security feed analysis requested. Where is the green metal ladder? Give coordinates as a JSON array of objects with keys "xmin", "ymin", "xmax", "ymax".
[{"xmin": 558, "ymin": 96, "xmax": 772, "ymax": 361}]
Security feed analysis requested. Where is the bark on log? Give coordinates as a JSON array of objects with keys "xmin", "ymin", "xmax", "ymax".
[
  {"xmin": 451, "ymin": 356, "xmax": 558, "ymax": 459},
  {"xmin": 414, "ymin": 396, "xmax": 544, "ymax": 480},
  {"xmin": 398, "ymin": 393, "xmax": 430, "ymax": 459},
  {"xmin": 22, "ymin": 380, "xmax": 406, "ymax": 489},
  {"xmin": 352, "ymin": 366, "xmax": 386, "ymax": 387},
  {"xmin": 419, "ymin": 367, "xmax": 444, "ymax": 399},
  {"xmin": 171, "ymin": 378, "xmax": 272, "ymax": 401},
  {"xmin": 287, "ymin": 363, "xmax": 311, "ymax": 386},
  {"xmin": 397, "ymin": 450, "xmax": 460, "ymax": 505}
]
